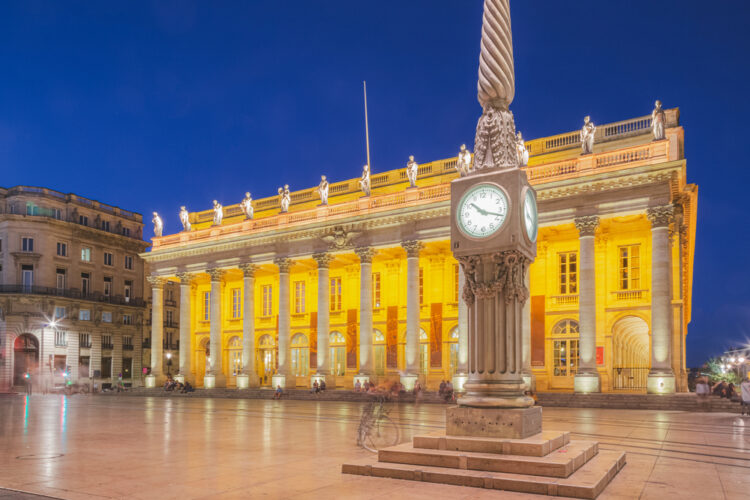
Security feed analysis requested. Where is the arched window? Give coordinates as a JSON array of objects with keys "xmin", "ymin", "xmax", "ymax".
[
  {"xmin": 258, "ymin": 334, "xmax": 276, "ymax": 382},
  {"xmin": 374, "ymin": 329, "xmax": 385, "ymax": 376},
  {"xmin": 419, "ymin": 328, "xmax": 429, "ymax": 374},
  {"xmin": 291, "ymin": 333, "xmax": 309, "ymax": 377},
  {"xmin": 330, "ymin": 331, "xmax": 346, "ymax": 376},
  {"xmin": 258, "ymin": 334, "xmax": 275, "ymax": 347},
  {"xmin": 448, "ymin": 326, "xmax": 460, "ymax": 375},
  {"xmin": 228, "ymin": 336, "xmax": 242, "ymax": 376},
  {"xmin": 551, "ymin": 319, "xmax": 579, "ymax": 377}
]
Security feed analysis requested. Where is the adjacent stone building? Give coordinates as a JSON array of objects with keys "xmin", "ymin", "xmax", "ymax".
[
  {"xmin": 0, "ymin": 186, "xmax": 148, "ymax": 390},
  {"xmin": 142, "ymin": 107, "xmax": 697, "ymax": 394}
]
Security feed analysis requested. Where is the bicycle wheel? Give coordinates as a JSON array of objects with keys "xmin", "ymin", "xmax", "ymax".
[{"xmin": 363, "ymin": 416, "xmax": 399, "ymax": 452}]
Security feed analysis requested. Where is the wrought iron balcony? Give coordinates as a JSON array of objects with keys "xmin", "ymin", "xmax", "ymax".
[{"xmin": 0, "ymin": 285, "xmax": 146, "ymax": 307}]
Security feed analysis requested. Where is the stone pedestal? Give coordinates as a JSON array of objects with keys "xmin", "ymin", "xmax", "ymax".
[
  {"xmin": 203, "ymin": 374, "xmax": 216, "ymax": 389},
  {"xmin": 446, "ymin": 406, "xmax": 542, "ymax": 440},
  {"xmin": 271, "ymin": 374, "xmax": 287, "ymax": 389},
  {"xmin": 647, "ymin": 371, "xmax": 675, "ymax": 394},
  {"xmin": 452, "ymin": 373, "xmax": 468, "ymax": 393},
  {"xmin": 400, "ymin": 373, "xmax": 418, "ymax": 391},
  {"xmin": 236, "ymin": 371, "xmax": 259, "ymax": 389},
  {"xmin": 573, "ymin": 372, "xmax": 600, "ymax": 394},
  {"xmin": 144, "ymin": 374, "xmax": 156, "ymax": 388},
  {"xmin": 173, "ymin": 374, "xmax": 185, "ymax": 385}
]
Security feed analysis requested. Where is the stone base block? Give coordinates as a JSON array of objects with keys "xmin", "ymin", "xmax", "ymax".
[
  {"xmin": 413, "ymin": 430, "xmax": 570, "ymax": 457},
  {"xmin": 271, "ymin": 374, "xmax": 287, "ymax": 389},
  {"xmin": 203, "ymin": 374, "xmax": 216, "ymax": 389},
  {"xmin": 452, "ymin": 373, "xmax": 468, "ymax": 393},
  {"xmin": 446, "ymin": 405, "xmax": 542, "ymax": 439},
  {"xmin": 400, "ymin": 373, "xmax": 418, "ymax": 391},
  {"xmin": 173, "ymin": 374, "xmax": 185, "ymax": 385},
  {"xmin": 310, "ymin": 373, "xmax": 335, "ymax": 389},
  {"xmin": 574, "ymin": 373, "xmax": 601, "ymax": 394},
  {"xmin": 144, "ymin": 374, "xmax": 156, "ymax": 388},
  {"xmin": 647, "ymin": 372, "xmax": 675, "ymax": 394}
]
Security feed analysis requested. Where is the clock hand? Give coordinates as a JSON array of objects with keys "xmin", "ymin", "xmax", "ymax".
[
  {"xmin": 469, "ymin": 203, "xmax": 488, "ymax": 216},
  {"xmin": 483, "ymin": 210, "xmax": 506, "ymax": 217}
]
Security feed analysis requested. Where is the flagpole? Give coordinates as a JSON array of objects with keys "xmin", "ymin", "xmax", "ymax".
[{"xmin": 363, "ymin": 81, "xmax": 371, "ymax": 169}]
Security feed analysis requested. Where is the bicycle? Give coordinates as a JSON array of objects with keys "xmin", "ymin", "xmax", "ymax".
[{"xmin": 356, "ymin": 395, "xmax": 399, "ymax": 452}]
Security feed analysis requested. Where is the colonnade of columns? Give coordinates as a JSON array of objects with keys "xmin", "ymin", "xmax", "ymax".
[
  {"xmin": 147, "ymin": 240, "xmax": 469, "ymax": 390},
  {"xmin": 572, "ymin": 206, "xmax": 676, "ymax": 394}
]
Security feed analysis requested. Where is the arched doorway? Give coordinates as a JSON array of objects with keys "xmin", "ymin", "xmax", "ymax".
[
  {"xmin": 330, "ymin": 332, "xmax": 346, "ymax": 376},
  {"xmin": 14, "ymin": 334, "xmax": 39, "ymax": 386},
  {"xmin": 227, "ymin": 336, "xmax": 242, "ymax": 386},
  {"xmin": 447, "ymin": 326, "xmax": 459, "ymax": 377},
  {"xmin": 373, "ymin": 330, "xmax": 385, "ymax": 376},
  {"xmin": 258, "ymin": 334, "xmax": 276, "ymax": 386},
  {"xmin": 291, "ymin": 333, "xmax": 309, "ymax": 378},
  {"xmin": 612, "ymin": 316, "xmax": 650, "ymax": 391},
  {"xmin": 550, "ymin": 319, "xmax": 579, "ymax": 389},
  {"xmin": 195, "ymin": 337, "xmax": 210, "ymax": 384}
]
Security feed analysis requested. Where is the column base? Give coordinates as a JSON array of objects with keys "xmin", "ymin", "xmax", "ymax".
[
  {"xmin": 271, "ymin": 374, "xmax": 287, "ymax": 389},
  {"xmin": 353, "ymin": 374, "xmax": 370, "ymax": 389},
  {"xmin": 144, "ymin": 374, "xmax": 157, "ymax": 388},
  {"xmin": 204, "ymin": 372, "xmax": 226, "ymax": 389},
  {"xmin": 400, "ymin": 373, "xmax": 418, "ymax": 391},
  {"xmin": 173, "ymin": 374, "xmax": 185, "ymax": 385},
  {"xmin": 446, "ymin": 405, "xmax": 542, "ymax": 439},
  {"xmin": 574, "ymin": 372, "xmax": 601, "ymax": 394},
  {"xmin": 311, "ymin": 373, "xmax": 335, "ymax": 389},
  {"xmin": 647, "ymin": 371, "xmax": 675, "ymax": 394},
  {"xmin": 458, "ymin": 379, "xmax": 533, "ymax": 408},
  {"xmin": 522, "ymin": 373, "xmax": 535, "ymax": 392},
  {"xmin": 452, "ymin": 373, "xmax": 468, "ymax": 393},
  {"xmin": 236, "ymin": 372, "xmax": 260, "ymax": 389}
]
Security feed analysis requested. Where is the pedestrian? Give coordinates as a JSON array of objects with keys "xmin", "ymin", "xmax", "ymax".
[
  {"xmin": 741, "ymin": 375, "xmax": 750, "ymax": 416},
  {"xmin": 320, "ymin": 379, "xmax": 326, "ymax": 392},
  {"xmin": 439, "ymin": 380, "xmax": 446, "ymax": 396},
  {"xmin": 354, "ymin": 379, "xmax": 361, "ymax": 393},
  {"xmin": 273, "ymin": 384, "xmax": 283, "ymax": 400},
  {"xmin": 24, "ymin": 372, "xmax": 32, "ymax": 395}
]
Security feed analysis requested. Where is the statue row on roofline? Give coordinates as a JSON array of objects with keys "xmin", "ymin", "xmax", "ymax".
[{"xmin": 151, "ymin": 101, "xmax": 667, "ymax": 237}]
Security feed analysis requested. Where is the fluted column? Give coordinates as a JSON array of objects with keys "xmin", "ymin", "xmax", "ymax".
[
  {"xmin": 237, "ymin": 264, "xmax": 259, "ymax": 388},
  {"xmin": 313, "ymin": 253, "xmax": 333, "ymax": 385},
  {"xmin": 355, "ymin": 247, "xmax": 376, "ymax": 385},
  {"xmin": 176, "ymin": 272, "xmax": 194, "ymax": 384},
  {"xmin": 574, "ymin": 216, "xmax": 600, "ymax": 393},
  {"xmin": 274, "ymin": 257, "xmax": 292, "ymax": 387},
  {"xmin": 647, "ymin": 205, "xmax": 676, "ymax": 393},
  {"xmin": 453, "ymin": 263, "xmax": 469, "ymax": 391},
  {"xmin": 401, "ymin": 240, "xmax": 423, "ymax": 389},
  {"xmin": 206, "ymin": 268, "xmax": 226, "ymax": 388},
  {"xmin": 521, "ymin": 268, "xmax": 532, "ymax": 390},
  {"xmin": 146, "ymin": 276, "xmax": 165, "ymax": 387}
]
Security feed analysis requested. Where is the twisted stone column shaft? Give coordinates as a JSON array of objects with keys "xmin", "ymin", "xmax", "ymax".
[{"xmin": 478, "ymin": 0, "xmax": 515, "ymax": 109}]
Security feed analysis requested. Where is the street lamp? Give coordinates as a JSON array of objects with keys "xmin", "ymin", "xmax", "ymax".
[{"xmin": 166, "ymin": 352, "xmax": 172, "ymax": 376}]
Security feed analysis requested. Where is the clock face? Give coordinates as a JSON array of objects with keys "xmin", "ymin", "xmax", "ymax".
[
  {"xmin": 456, "ymin": 183, "xmax": 509, "ymax": 239},
  {"xmin": 523, "ymin": 188, "xmax": 538, "ymax": 242}
]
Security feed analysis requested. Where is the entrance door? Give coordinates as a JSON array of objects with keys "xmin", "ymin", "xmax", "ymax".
[
  {"xmin": 227, "ymin": 336, "xmax": 242, "ymax": 387},
  {"xmin": 257, "ymin": 334, "xmax": 275, "ymax": 386},
  {"xmin": 13, "ymin": 334, "xmax": 38, "ymax": 386}
]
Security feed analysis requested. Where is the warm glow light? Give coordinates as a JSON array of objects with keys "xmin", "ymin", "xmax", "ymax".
[
  {"xmin": 740, "ymin": 357, "xmax": 746, "ymax": 363},
  {"xmin": 166, "ymin": 353, "xmax": 172, "ymax": 359}
]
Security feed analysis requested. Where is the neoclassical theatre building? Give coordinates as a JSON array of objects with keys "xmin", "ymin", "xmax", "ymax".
[{"xmin": 142, "ymin": 107, "xmax": 696, "ymax": 393}]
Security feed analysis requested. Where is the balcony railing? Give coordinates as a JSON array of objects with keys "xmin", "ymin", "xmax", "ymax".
[
  {"xmin": 552, "ymin": 295, "xmax": 579, "ymax": 306},
  {"xmin": 142, "ymin": 339, "xmax": 151, "ymax": 348},
  {"xmin": 123, "ymin": 344, "xmax": 134, "ymax": 351},
  {"xmin": 164, "ymin": 299, "xmax": 177, "ymax": 307},
  {"xmin": 163, "ymin": 341, "xmax": 179, "ymax": 350},
  {"xmin": 612, "ymin": 289, "xmax": 647, "ymax": 301},
  {"xmin": 102, "ymin": 343, "xmax": 114, "ymax": 350},
  {"xmin": 0, "ymin": 285, "xmax": 146, "ymax": 307}
]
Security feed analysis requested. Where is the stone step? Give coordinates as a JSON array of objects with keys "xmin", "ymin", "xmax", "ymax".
[
  {"xmin": 342, "ymin": 449, "xmax": 626, "ymax": 499},
  {"xmin": 413, "ymin": 430, "xmax": 570, "ymax": 457},
  {"xmin": 378, "ymin": 440, "xmax": 598, "ymax": 478}
]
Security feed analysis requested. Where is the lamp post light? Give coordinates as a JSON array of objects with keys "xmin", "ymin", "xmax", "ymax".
[{"xmin": 166, "ymin": 352, "xmax": 172, "ymax": 376}]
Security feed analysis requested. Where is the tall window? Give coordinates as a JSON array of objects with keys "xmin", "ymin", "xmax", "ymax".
[
  {"xmin": 419, "ymin": 268, "xmax": 424, "ymax": 305},
  {"xmin": 291, "ymin": 333, "xmax": 309, "ymax": 377},
  {"xmin": 57, "ymin": 242, "xmax": 67, "ymax": 257},
  {"xmin": 56, "ymin": 269, "xmax": 66, "ymax": 290},
  {"xmin": 330, "ymin": 332, "xmax": 346, "ymax": 376},
  {"xmin": 373, "ymin": 272, "xmax": 381, "ymax": 308},
  {"xmin": 79, "ymin": 334, "xmax": 91, "ymax": 348},
  {"xmin": 55, "ymin": 330, "xmax": 67, "ymax": 347},
  {"xmin": 81, "ymin": 273, "xmax": 90, "ymax": 295},
  {"xmin": 124, "ymin": 280, "xmax": 132, "ymax": 302},
  {"xmin": 294, "ymin": 281, "xmax": 305, "ymax": 314},
  {"xmin": 22, "ymin": 265, "xmax": 33, "ymax": 291},
  {"xmin": 103, "ymin": 252, "xmax": 113, "ymax": 266},
  {"xmin": 619, "ymin": 245, "xmax": 641, "ymax": 290},
  {"xmin": 228, "ymin": 337, "xmax": 242, "ymax": 376},
  {"xmin": 54, "ymin": 306, "xmax": 66, "ymax": 320},
  {"xmin": 203, "ymin": 291, "xmax": 210, "ymax": 321},
  {"xmin": 122, "ymin": 314, "xmax": 132, "ymax": 325},
  {"xmin": 79, "ymin": 215, "xmax": 88, "ymax": 226},
  {"xmin": 232, "ymin": 288, "xmax": 242, "ymax": 319},
  {"xmin": 101, "ymin": 220, "xmax": 110, "ymax": 232},
  {"xmin": 22, "ymin": 237, "xmax": 34, "ymax": 252},
  {"xmin": 262, "ymin": 285, "xmax": 273, "ymax": 316},
  {"xmin": 124, "ymin": 255, "xmax": 133, "ymax": 270},
  {"xmin": 102, "ymin": 312, "xmax": 112, "ymax": 323},
  {"xmin": 103, "ymin": 277, "xmax": 112, "ymax": 297},
  {"xmin": 122, "ymin": 227, "xmax": 130, "ymax": 237},
  {"xmin": 454, "ymin": 264, "xmax": 460, "ymax": 302},
  {"xmin": 330, "ymin": 277, "xmax": 342, "ymax": 312},
  {"xmin": 79, "ymin": 309, "xmax": 91, "ymax": 321},
  {"xmin": 166, "ymin": 310, "xmax": 173, "ymax": 326},
  {"xmin": 559, "ymin": 252, "xmax": 578, "ymax": 294},
  {"xmin": 552, "ymin": 319, "xmax": 579, "ymax": 377},
  {"xmin": 81, "ymin": 247, "xmax": 91, "ymax": 262}
]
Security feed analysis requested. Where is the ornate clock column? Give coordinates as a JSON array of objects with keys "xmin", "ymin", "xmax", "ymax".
[{"xmin": 448, "ymin": 0, "xmax": 540, "ymax": 438}]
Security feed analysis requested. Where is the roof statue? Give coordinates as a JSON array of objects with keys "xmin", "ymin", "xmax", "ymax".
[
  {"xmin": 316, "ymin": 175, "xmax": 329, "ymax": 205},
  {"xmin": 152, "ymin": 212, "xmax": 163, "ymax": 237},
  {"xmin": 240, "ymin": 192, "xmax": 254, "ymax": 220},
  {"xmin": 652, "ymin": 100, "xmax": 666, "ymax": 141},
  {"xmin": 406, "ymin": 156, "xmax": 418, "ymax": 188},
  {"xmin": 179, "ymin": 206, "xmax": 191, "ymax": 232},
  {"xmin": 581, "ymin": 116, "xmax": 596, "ymax": 155},
  {"xmin": 358, "ymin": 165, "xmax": 371, "ymax": 196},
  {"xmin": 515, "ymin": 132, "xmax": 528, "ymax": 166},
  {"xmin": 456, "ymin": 144, "xmax": 473, "ymax": 177},
  {"xmin": 278, "ymin": 184, "xmax": 291, "ymax": 213},
  {"xmin": 212, "ymin": 200, "xmax": 223, "ymax": 226}
]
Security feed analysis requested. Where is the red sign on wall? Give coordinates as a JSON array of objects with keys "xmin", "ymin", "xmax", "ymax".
[{"xmin": 596, "ymin": 346, "xmax": 605, "ymax": 365}]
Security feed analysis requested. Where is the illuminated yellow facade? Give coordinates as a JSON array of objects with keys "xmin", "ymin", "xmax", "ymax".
[{"xmin": 142, "ymin": 108, "xmax": 696, "ymax": 393}]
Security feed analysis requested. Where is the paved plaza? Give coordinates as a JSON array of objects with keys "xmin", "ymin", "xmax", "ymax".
[{"xmin": 0, "ymin": 395, "xmax": 748, "ymax": 499}]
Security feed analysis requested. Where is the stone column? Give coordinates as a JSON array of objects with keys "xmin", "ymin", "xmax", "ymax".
[
  {"xmin": 521, "ymin": 269, "xmax": 533, "ymax": 390},
  {"xmin": 145, "ymin": 276, "xmax": 165, "ymax": 388},
  {"xmin": 452, "ymin": 264, "xmax": 469, "ymax": 391},
  {"xmin": 176, "ymin": 273, "xmax": 194, "ymax": 385},
  {"xmin": 274, "ymin": 257, "xmax": 292, "ymax": 388},
  {"xmin": 66, "ymin": 331, "xmax": 79, "ymax": 383},
  {"xmin": 312, "ymin": 253, "xmax": 334, "ymax": 386},
  {"xmin": 237, "ymin": 264, "xmax": 259, "ymax": 389},
  {"xmin": 647, "ymin": 205, "xmax": 675, "ymax": 393},
  {"xmin": 574, "ymin": 216, "xmax": 600, "ymax": 393},
  {"xmin": 401, "ymin": 240, "xmax": 423, "ymax": 389},
  {"xmin": 206, "ymin": 268, "xmax": 226, "ymax": 388},
  {"xmin": 354, "ymin": 247, "xmax": 376, "ymax": 386}
]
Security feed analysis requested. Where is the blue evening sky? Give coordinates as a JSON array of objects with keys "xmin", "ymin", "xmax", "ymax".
[{"xmin": 1, "ymin": 1, "xmax": 747, "ymax": 366}]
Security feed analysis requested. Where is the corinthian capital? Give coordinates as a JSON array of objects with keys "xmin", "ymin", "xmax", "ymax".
[
  {"xmin": 206, "ymin": 268, "xmax": 225, "ymax": 282},
  {"xmin": 401, "ymin": 240, "xmax": 423, "ymax": 258},
  {"xmin": 239, "ymin": 263, "xmax": 258, "ymax": 278},
  {"xmin": 176, "ymin": 272, "xmax": 194, "ymax": 285},
  {"xmin": 313, "ymin": 252, "xmax": 333, "ymax": 269},
  {"xmin": 647, "ymin": 205, "xmax": 674, "ymax": 228},
  {"xmin": 274, "ymin": 257, "xmax": 292, "ymax": 273},
  {"xmin": 146, "ymin": 275, "xmax": 167, "ymax": 288},
  {"xmin": 574, "ymin": 215, "xmax": 600, "ymax": 237},
  {"xmin": 355, "ymin": 247, "xmax": 376, "ymax": 264}
]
